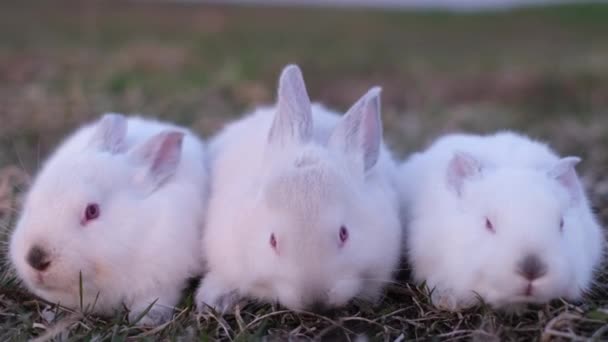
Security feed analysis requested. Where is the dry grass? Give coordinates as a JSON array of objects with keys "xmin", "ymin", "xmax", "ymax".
[{"xmin": 1, "ymin": 1, "xmax": 608, "ymax": 340}]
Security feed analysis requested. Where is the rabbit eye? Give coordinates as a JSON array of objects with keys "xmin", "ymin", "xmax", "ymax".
[
  {"xmin": 270, "ymin": 233, "xmax": 277, "ymax": 250},
  {"xmin": 339, "ymin": 226, "xmax": 348, "ymax": 245},
  {"xmin": 84, "ymin": 203, "xmax": 100, "ymax": 223},
  {"xmin": 485, "ymin": 218, "xmax": 495, "ymax": 233}
]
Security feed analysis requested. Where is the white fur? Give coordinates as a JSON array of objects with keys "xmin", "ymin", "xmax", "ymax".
[
  {"xmin": 399, "ymin": 131, "xmax": 605, "ymax": 310},
  {"xmin": 9, "ymin": 114, "xmax": 208, "ymax": 325},
  {"xmin": 195, "ymin": 65, "xmax": 402, "ymax": 313}
]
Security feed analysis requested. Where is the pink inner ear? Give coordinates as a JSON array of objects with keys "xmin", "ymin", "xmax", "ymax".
[
  {"xmin": 130, "ymin": 130, "xmax": 184, "ymax": 191},
  {"xmin": 447, "ymin": 152, "xmax": 481, "ymax": 196},
  {"xmin": 151, "ymin": 132, "xmax": 183, "ymax": 175},
  {"xmin": 328, "ymin": 86, "xmax": 382, "ymax": 173},
  {"xmin": 359, "ymin": 91, "xmax": 382, "ymax": 172},
  {"xmin": 93, "ymin": 113, "xmax": 127, "ymax": 153},
  {"xmin": 550, "ymin": 157, "xmax": 582, "ymax": 204},
  {"xmin": 268, "ymin": 65, "xmax": 313, "ymax": 146}
]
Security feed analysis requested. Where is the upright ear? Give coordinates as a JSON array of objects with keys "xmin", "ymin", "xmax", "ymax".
[
  {"xmin": 328, "ymin": 86, "xmax": 382, "ymax": 173},
  {"xmin": 447, "ymin": 151, "xmax": 482, "ymax": 196},
  {"xmin": 128, "ymin": 131, "xmax": 184, "ymax": 192},
  {"xmin": 268, "ymin": 64, "xmax": 313, "ymax": 147},
  {"xmin": 548, "ymin": 156, "xmax": 582, "ymax": 204},
  {"xmin": 90, "ymin": 113, "xmax": 127, "ymax": 153}
]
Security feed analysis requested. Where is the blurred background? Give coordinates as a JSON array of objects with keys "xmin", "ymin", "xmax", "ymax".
[{"xmin": 0, "ymin": 0, "xmax": 607, "ymax": 213}]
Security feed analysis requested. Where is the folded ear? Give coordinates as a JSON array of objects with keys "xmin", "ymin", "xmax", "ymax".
[
  {"xmin": 91, "ymin": 113, "xmax": 127, "ymax": 153},
  {"xmin": 128, "ymin": 131, "xmax": 184, "ymax": 192},
  {"xmin": 268, "ymin": 64, "xmax": 313, "ymax": 147},
  {"xmin": 548, "ymin": 156, "xmax": 582, "ymax": 204},
  {"xmin": 328, "ymin": 86, "xmax": 382, "ymax": 173},
  {"xmin": 447, "ymin": 151, "xmax": 482, "ymax": 196}
]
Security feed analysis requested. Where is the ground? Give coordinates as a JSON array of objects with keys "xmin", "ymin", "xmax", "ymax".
[{"xmin": 1, "ymin": 1, "xmax": 608, "ymax": 341}]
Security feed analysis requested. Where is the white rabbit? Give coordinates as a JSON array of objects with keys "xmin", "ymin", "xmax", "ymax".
[
  {"xmin": 195, "ymin": 65, "xmax": 402, "ymax": 313},
  {"xmin": 399, "ymin": 131, "xmax": 605, "ymax": 311},
  {"xmin": 9, "ymin": 114, "xmax": 208, "ymax": 326}
]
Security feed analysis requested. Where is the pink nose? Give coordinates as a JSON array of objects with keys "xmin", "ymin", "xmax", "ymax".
[
  {"xmin": 26, "ymin": 245, "xmax": 51, "ymax": 272},
  {"xmin": 517, "ymin": 254, "xmax": 547, "ymax": 281}
]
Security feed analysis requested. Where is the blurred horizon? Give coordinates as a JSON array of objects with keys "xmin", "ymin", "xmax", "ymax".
[
  {"xmin": 1, "ymin": 0, "xmax": 607, "ymax": 167},
  {"xmin": 169, "ymin": 0, "xmax": 603, "ymax": 11}
]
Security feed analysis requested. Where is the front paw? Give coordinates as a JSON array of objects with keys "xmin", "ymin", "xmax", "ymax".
[
  {"xmin": 129, "ymin": 306, "xmax": 172, "ymax": 326},
  {"xmin": 196, "ymin": 275, "xmax": 240, "ymax": 315},
  {"xmin": 200, "ymin": 290, "xmax": 240, "ymax": 315},
  {"xmin": 430, "ymin": 287, "xmax": 474, "ymax": 312}
]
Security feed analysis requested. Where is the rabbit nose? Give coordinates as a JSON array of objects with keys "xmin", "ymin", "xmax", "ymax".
[
  {"xmin": 517, "ymin": 254, "xmax": 547, "ymax": 281},
  {"xmin": 27, "ymin": 245, "xmax": 51, "ymax": 272}
]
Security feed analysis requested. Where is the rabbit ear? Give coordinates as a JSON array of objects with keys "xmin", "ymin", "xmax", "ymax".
[
  {"xmin": 447, "ymin": 151, "xmax": 482, "ymax": 196},
  {"xmin": 128, "ymin": 131, "xmax": 184, "ymax": 192},
  {"xmin": 268, "ymin": 65, "xmax": 313, "ymax": 147},
  {"xmin": 91, "ymin": 113, "xmax": 127, "ymax": 153},
  {"xmin": 548, "ymin": 156, "xmax": 582, "ymax": 204},
  {"xmin": 329, "ymin": 87, "xmax": 382, "ymax": 173}
]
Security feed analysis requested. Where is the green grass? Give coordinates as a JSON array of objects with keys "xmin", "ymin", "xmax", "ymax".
[{"xmin": 1, "ymin": 1, "xmax": 608, "ymax": 340}]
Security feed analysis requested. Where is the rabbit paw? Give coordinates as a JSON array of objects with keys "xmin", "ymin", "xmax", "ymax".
[
  {"xmin": 129, "ymin": 305, "xmax": 172, "ymax": 326},
  {"xmin": 196, "ymin": 274, "xmax": 240, "ymax": 315},
  {"xmin": 430, "ymin": 288, "xmax": 474, "ymax": 312}
]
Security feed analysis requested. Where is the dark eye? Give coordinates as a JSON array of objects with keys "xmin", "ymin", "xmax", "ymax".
[
  {"xmin": 559, "ymin": 217, "xmax": 564, "ymax": 232},
  {"xmin": 485, "ymin": 218, "xmax": 495, "ymax": 233},
  {"xmin": 339, "ymin": 226, "xmax": 349, "ymax": 245},
  {"xmin": 84, "ymin": 203, "xmax": 100, "ymax": 222},
  {"xmin": 270, "ymin": 233, "xmax": 277, "ymax": 249}
]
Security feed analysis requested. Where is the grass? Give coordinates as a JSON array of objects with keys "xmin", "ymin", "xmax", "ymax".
[{"xmin": 1, "ymin": 1, "xmax": 608, "ymax": 340}]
